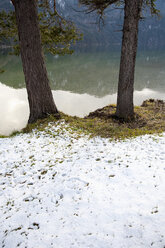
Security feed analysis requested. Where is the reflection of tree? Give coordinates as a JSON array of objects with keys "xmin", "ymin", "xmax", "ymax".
[{"xmin": 0, "ymin": 52, "xmax": 165, "ymax": 96}]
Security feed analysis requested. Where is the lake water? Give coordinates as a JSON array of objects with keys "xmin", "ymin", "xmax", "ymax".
[{"xmin": 0, "ymin": 50, "xmax": 165, "ymax": 135}]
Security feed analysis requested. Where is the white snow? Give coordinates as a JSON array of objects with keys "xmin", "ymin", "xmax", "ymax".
[{"xmin": 0, "ymin": 122, "xmax": 165, "ymax": 248}]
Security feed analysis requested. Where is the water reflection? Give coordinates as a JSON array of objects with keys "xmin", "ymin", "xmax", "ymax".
[
  {"xmin": 0, "ymin": 50, "xmax": 164, "ymax": 135},
  {"xmin": 0, "ymin": 82, "xmax": 164, "ymax": 136},
  {"xmin": 0, "ymin": 83, "xmax": 28, "ymax": 136},
  {"xmin": 0, "ymin": 51, "xmax": 165, "ymax": 96}
]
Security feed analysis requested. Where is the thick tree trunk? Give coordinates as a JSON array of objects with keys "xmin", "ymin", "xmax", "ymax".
[
  {"xmin": 13, "ymin": 0, "xmax": 59, "ymax": 123},
  {"xmin": 116, "ymin": 0, "xmax": 143, "ymax": 120}
]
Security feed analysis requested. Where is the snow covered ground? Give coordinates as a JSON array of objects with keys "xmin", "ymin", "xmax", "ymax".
[{"xmin": 0, "ymin": 122, "xmax": 165, "ymax": 248}]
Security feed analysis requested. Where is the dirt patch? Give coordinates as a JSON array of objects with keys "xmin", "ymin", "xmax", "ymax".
[
  {"xmin": 141, "ymin": 99, "xmax": 165, "ymax": 113},
  {"xmin": 85, "ymin": 99, "xmax": 165, "ymax": 131},
  {"xmin": 87, "ymin": 105, "xmax": 116, "ymax": 119}
]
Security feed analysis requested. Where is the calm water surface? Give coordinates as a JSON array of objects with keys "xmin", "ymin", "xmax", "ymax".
[
  {"xmin": 0, "ymin": 50, "xmax": 165, "ymax": 135},
  {"xmin": 0, "ymin": 50, "xmax": 165, "ymax": 95}
]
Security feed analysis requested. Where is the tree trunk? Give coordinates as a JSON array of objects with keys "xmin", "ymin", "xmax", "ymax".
[
  {"xmin": 116, "ymin": 0, "xmax": 143, "ymax": 120},
  {"xmin": 13, "ymin": 0, "xmax": 59, "ymax": 123}
]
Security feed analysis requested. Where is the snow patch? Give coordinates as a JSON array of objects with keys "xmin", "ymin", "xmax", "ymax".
[{"xmin": 0, "ymin": 125, "xmax": 165, "ymax": 248}]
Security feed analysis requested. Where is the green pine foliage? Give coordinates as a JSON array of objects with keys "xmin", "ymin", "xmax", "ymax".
[
  {"xmin": 0, "ymin": 0, "xmax": 82, "ymax": 56},
  {"xmin": 79, "ymin": 0, "xmax": 159, "ymax": 16},
  {"xmin": 144, "ymin": 0, "xmax": 160, "ymax": 15},
  {"xmin": 38, "ymin": 1, "xmax": 82, "ymax": 55}
]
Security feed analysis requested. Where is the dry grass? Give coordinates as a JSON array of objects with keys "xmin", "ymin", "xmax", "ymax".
[
  {"xmin": 8, "ymin": 99, "xmax": 165, "ymax": 140},
  {"xmin": 60, "ymin": 99, "xmax": 165, "ymax": 139}
]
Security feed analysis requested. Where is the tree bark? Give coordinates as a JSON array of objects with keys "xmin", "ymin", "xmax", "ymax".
[
  {"xmin": 116, "ymin": 0, "xmax": 143, "ymax": 120},
  {"xmin": 13, "ymin": 0, "xmax": 59, "ymax": 123}
]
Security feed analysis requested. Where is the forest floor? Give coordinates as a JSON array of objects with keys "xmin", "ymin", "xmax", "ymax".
[{"xmin": 0, "ymin": 100, "xmax": 165, "ymax": 247}]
